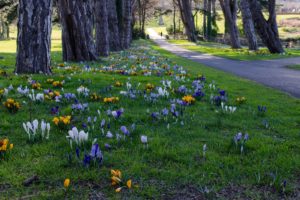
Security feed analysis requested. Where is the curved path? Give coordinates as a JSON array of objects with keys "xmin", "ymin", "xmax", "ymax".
[{"xmin": 148, "ymin": 28, "xmax": 300, "ymax": 98}]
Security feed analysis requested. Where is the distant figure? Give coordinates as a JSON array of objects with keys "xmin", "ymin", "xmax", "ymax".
[{"xmin": 160, "ymin": 32, "xmax": 163, "ymax": 38}]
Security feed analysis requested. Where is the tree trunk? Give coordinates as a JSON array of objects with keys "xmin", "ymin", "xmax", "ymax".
[
  {"xmin": 6, "ymin": 22, "xmax": 9, "ymax": 39},
  {"xmin": 219, "ymin": 0, "xmax": 241, "ymax": 49},
  {"xmin": 173, "ymin": 1, "xmax": 176, "ymax": 39},
  {"xmin": 177, "ymin": 0, "xmax": 197, "ymax": 42},
  {"xmin": 207, "ymin": 0, "xmax": 212, "ymax": 40},
  {"xmin": 240, "ymin": 0, "xmax": 258, "ymax": 51},
  {"xmin": 203, "ymin": 0, "xmax": 207, "ymax": 38},
  {"xmin": 121, "ymin": 0, "xmax": 132, "ymax": 49},
  {"xmin": 247, "ymin": 0, "xmax": 284, "ymax": 53},
  {"xmin": 58, "ymin": 0, "xmax": 97, "ymax": 62},
  {"xmin": 95, "ymin": 0, "xmax": 109, "ymax": 56},
  {"xmin": 16, "ymin": 0, "xmax": 52, "ymax": 74},
  {"xmin": 108, "ymin": 0, "xmax": 121, "ymax": 51}
]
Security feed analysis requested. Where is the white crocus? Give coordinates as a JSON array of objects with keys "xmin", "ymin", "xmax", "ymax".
[
  {"xmin": 66, "ymin": 127, "xmax": 88, "ymax": 148},
  {"xmin": 36, "ymin": 93, "xmax": 44, "ymax": 101},
  {"xmin": 32, "ymin": 119, "xmax": 39, "ymax": 134},
  {"xmin": 23, "ymin": 119, "xmax": 50, "ymax": 141},
  {"xmin": 157, "ymin": 87, "xmax": 169, "ymax": 97},
  {"xmin": 106, "ymin": 131, "xmax": 113, "ymax": 138},
  {"xmin": 17, "ymin": 85, "xmax": 29, "ymax": 95},
  {"xmin": 41, "ymin": 120, "xmax": 51, "ymax": 139},
  {"xmin": 141, "ymin": 135, "xmax": 148, "ymax": 144},
  {"xmin": 203, "ymin": 144, "xmax": 207, "ymax": 158}
]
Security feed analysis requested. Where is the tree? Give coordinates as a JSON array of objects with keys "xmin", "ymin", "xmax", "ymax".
[
  {"xmin": 240, "ymin": 0, "xmax": 258, "ymax": 51},
  {"xmin": 219, "ymin": 0, "xmax": 241, "ymax": 49},
  {"xmin": 177, "ymin": 0, "xmax": 197, "ymax": 42},
  {"xmin": 16, "ymin": 0, "xmax": 52, "ymax": 74},
  {"xmin": 58, "ymin": 0, "xmax": 97, "ymax": 62},
  {"xmin": 95, "ymin": 0, "xmax": 109, "ymax": 56},
  {"xmin": 133, "ymin": 0, "xmax": 155, "ymax": 38},
  {"xmin": 247, "ymin": 0, "xmax": 284, "ymax": 53},
  {"xmin": 107, "ymin": 0, "xmax": 121, "ymax": 51},
  {"xmin": 121, "ymin": 0, "xmax": 133, "ymax": 49},
  {"xmin": 0, "ymin": 0, "xmax": 18, "ymax": 39}
]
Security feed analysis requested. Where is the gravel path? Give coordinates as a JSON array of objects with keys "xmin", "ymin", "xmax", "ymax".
[{"xmin": 148, "ymin": 28, "xmax": 300, "ymax": 98}]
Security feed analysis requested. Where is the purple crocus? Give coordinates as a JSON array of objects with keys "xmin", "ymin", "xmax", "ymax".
[
  {"xmin": 105, "ymin": 143, "xmax": 111, "ymax": 149},
  {"xmin": 219, "ymin": 90, "xmax": 226, "ymax": 96},
  {"xmin": 112, "ymin": 108, "xmax": 124, "ymax": 119},
  {"xmin": 51, "ymin": 106, "xmax": 59, "ymax": 115},
  {"xmin": 161, "ymin": 108, "xmax": 169, "ymax": 116},
  {"xmin": 177, "ymin": 85, "xmax": 188, "ymax": 94},
  {"xmin": 90, "ymin": 144, "xmax": 103, "ymax": 163},
  {"xmin": 76, "ymin": 147, "xmax": 80, "ymax": 159},
  {"xmin": 100, "ymin": 119, "xmax": 106, "ymax": 128},
  {"xmin": 120, "ymin": 126, "xmax": 130, "ymax": 136},
  {"xmin": 151, "ymin": 112, "xmax": 159, "ymax": 119},
  {"xmin": 83, "ymin": 155, "xmax": 91, "ymax": 167},
  {"xmin": 193, "ymin": 89, "xmax": 205, "ymax": 98}
]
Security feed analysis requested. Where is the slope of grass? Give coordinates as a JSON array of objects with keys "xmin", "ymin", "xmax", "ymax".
[
  {"xmin": 0, "ymin": 38, "xmax": 300, "ymax": 199},
  {"xmin": 168, "ymin": 40, "xmax": 300, "ymax": 61}
]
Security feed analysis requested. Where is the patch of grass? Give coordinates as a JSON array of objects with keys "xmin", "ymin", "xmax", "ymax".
[
  {"xmin": 149, "ymin": 12, "xmax": 300, "ymax": 39},
  {"xmin": 168, "ymin": 39, "xmax": 300, "ymax": 61},
  {"xmin": 286, "ymin": 64, "xmax": 300, "ymax": 70},
  {"xmin": 0, "ymin": 38, "xmax": 300, "ymax": 199}
]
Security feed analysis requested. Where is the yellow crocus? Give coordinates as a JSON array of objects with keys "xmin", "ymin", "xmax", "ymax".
[
  {"xmin": 53, "ymin": 117, "xmax": 59, "ymax": 125},
  {"xmin": 126, "ymin": 179, "xmax": 132, "ymax": 189},
  {"xmin": 64, "ymin": 178, "xmax": 70, "ymax": 188}
]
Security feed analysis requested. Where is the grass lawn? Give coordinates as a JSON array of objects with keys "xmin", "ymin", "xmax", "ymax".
[
  {"xmin": 0, "ymin": 36, "xmax": 300, "ymax": 199},
  {"xmin": 167, "ymin": 40, "xmax": 300, "ymax": 61},
  {"xmin": 150, "ymin": 12, "xmax": 300, "ymax": 39},
  {"xmin": 286, "ymin": 64, "xmax": 300, "ymax": 70}
]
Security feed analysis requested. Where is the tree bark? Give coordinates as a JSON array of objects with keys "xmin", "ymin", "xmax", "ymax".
[
  {"xmin": 95, "ymin": 0, "xmax": 109, "ymax": 56},
  {"xmin": 58, "ymin": 0, "xmax": 97, "ymax": 62},
  {"xmin": 240, "ymin": 0, "xmax": 258, "ymax": 51},
  {"xmin": 121, "ymin": 0, "xmax": 132, "ymax": 49},
  {"xmin": 16, "ymin": 0, "xmax": 52, "ymax": 74},
  {"xmin": 247, "ymin": 0, "xmax": 284, "ymax": 53},
  {"xmin": 207, "ymin": 0, "xmax": 212, "ymax": 39},
  {"xmin": 203, "ymin": 0, "xmax": 207, "ymax": 38},
  {"xmin": 219, "ymin": 0, "xmax": 241, "ymax": 49},
  {"xmin": 177, "ymin": 0, "xmax": 197, "ymax": 42},
  {"xmin": 107, "ymin": 0, "xmax": 121, "ymax": 51}
]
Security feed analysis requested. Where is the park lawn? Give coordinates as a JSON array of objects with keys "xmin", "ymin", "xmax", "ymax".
[
  {"xmin": 167, "ymin": 40, "xmax": 300, "ymax": 61},
  {"xmin": 150, "ymin": 12, "xmax": 300, "ymax": 40},
  {"xmin": 0, "ymin": 38, "xmax": 300, "ymax": 199}
]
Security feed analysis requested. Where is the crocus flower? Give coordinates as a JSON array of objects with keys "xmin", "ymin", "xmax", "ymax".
[
  {"xmin": 151, "ymin": 112, "xmax": 159, "ymax": 119},
  {"xmin": 219, "ymin": 90, "xmax": 226, "ymax": 96},
  {"xmin": 120, "ymin": 126, "xmax": 130, "ymax": 136},
  {"xmin": 90, "ymin": 144, "xmax": 103, "ymax": 163},
  {"xmin": 161, "ymin": 108, "xmax": 169, "ymax": 116},
  {"xmin": 64, "ymin": 178, "xmax": 70, "ymax": 188},
  {"xmin": 141, "ymin": 135, "xmax": 148, "ymax": 144},
  {"xmin": 67, "ymin": 127, "xmax": 89, "ymax": 147},
  {"xmin": 101, "ymin": 119, "xmax": 106, "ymax": 128},
  {"xmin": 106, "ymin": 131, "xmax": 113, "ymax": 138},
  {"xmin": 51, "ymin": 106, "xmax": 59, "ymax": 115},
  {"xmin": 83, "ymin": 155, "xmax": 91, "ymax": 166}
]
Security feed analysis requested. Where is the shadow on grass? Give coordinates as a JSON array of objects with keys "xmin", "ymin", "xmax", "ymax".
[{"xmin": 0, "ymin": 51, "xmax": 64, "ymax": 73}]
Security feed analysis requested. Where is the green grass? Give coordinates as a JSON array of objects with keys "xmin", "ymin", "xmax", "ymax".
[
  {"xmin": 286, "ymin": 64, "xmax": 300, "ymax": 70},
  {"xmin": 167, "ymin": 40, "xmax": 300, "ymax": 61},
  {"xmin": 149, "ymin": 12, "xmax": 300, "ymax": 39},
  {"xmin": 0, "ymin": 37, "xmax": 300, "ymax": 199}
]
